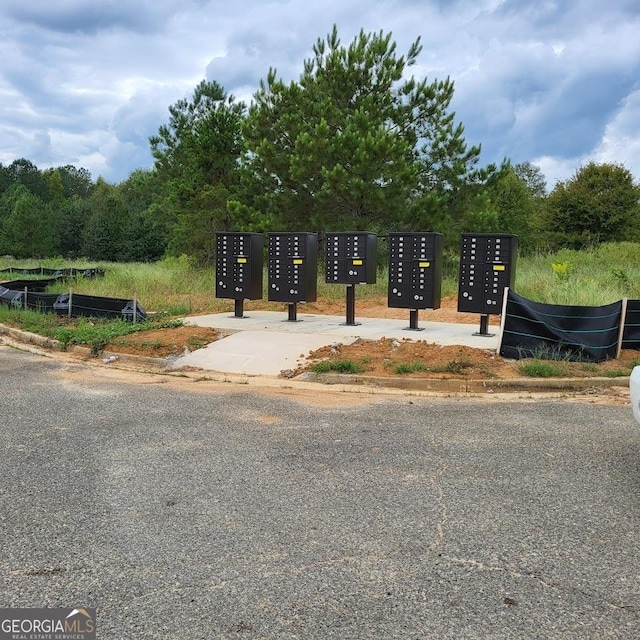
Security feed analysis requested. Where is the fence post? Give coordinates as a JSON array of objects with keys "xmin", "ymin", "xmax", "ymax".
[
  {"xmin": 617, "ymin": 297, "xmax": 628, "ymax": 359},
  {"xmin": 68, "ymin": 289, "xmax": 73, "ymax": 320},
  {"xmin": 133, "ymin": 294, "xmax": 137, "ymax": 323},
  {"xmin": 24, "ymin": 287, "xmax": 27, "ymax": 310}
]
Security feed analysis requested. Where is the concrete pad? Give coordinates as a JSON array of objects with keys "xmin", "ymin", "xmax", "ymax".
[
  {"xmin": 172, "ymin": 329, "xmax": 357, "ymax": 376},
  {"xmin": 172, "ymin": 311, "xmax": 501, "ymax": 376}
]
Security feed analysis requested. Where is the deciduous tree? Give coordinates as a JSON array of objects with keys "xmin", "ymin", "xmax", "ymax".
[{"xmin": 543, "ymin": 162, "xmax": 640, "ymax": 249}]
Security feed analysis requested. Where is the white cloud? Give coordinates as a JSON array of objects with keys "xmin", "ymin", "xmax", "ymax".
[
  {"xmin": 0, "ymin": 0, "xmax": 639, "ymax": 187},
  {"xmin": 534, "ymin": 89, "xmax": 640, "ymax": 188}
]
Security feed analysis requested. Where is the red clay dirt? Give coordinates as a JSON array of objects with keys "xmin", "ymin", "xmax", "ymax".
[{"xmin": 100, "ymin": 295, "xmax": 639, "ymax": 383}]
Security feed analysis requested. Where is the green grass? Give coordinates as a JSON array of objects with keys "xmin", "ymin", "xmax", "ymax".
[
  {"xmin": 393, "ymin": 358, "xmax": 474, "ymax": 375},
  {"xmin": 0, "ymin": 307, "xmax": 62, "ymax": 337},
  {"xmin": 602, "ymin": 368, "xmax": 630, "ymax": 378},
  {"xmin": 3, "ymin": 240, "xmax": 640, "ymax": 321},
  {"xmin": 395, "ymin": 361, "xmax": 428, "ymax": 374},
  {"xmin": 518, "ymin": 360, "xmax": 569, "ymax": 378},
  {"xmin": 0, "ymin": 243, "xmax": 636, "ymax": 314},
  {"xmin": 54, "ymin": 317, "xmax": 182, "ymax": 355},
  {"xmin": 312, "ymin": 359, "xmax": 366, "ymax": 374}
]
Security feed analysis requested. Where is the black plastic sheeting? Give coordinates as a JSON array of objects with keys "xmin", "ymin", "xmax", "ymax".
[
  {"xmin": 0, "ymin": 285, "xmax": 24, "ymax": 307},
  {"xmin": 1, "ymin": 277, "xmax": 62, "ymax": 292},
  {"xmin": 0, "ymin": 267, "xmax": 104, "ymax": 278},
  {"xmin": 52, "ymin": 293, "xmax": 147, "ymax": 321},
  {"xmin": 0, "ymin": 287, "xmax": 146, "ymax": 321},
  {"xmin": 0, "ymin": 266, "xmax": 146, "ymax": 321},
  {"xmin": 621, "ymin": 299, "xmax": 640, "ymax": 350},
  {"xmin": 499, "ymin": 290, "xmax": 623, "ymax": 362}
]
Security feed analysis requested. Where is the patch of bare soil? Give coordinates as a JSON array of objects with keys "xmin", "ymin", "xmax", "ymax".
[
  {"xmin": 103, "ymin": 326, "xmax": 220, "ymax": 358},
  {"xmin": 295, "ymin": 338, "xmax": 640, "ymax": 381},
  {"xmin": 100, "ymin": 295, "xmax": 639, "ymax": 385}
]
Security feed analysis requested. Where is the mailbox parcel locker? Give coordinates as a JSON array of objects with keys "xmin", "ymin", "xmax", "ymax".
[
  {"xmin": 325, "ymin": 232, "xmax": 377, "ymax": 284},
  {"xmin": 215, "ymin": 232, "xmax": 264, "ymax": 300},
  {"xmin": 268, "ymin": 232, "xmax": 318, "ymax": 303},
  {"xmin": 457, "ymin": 233, "xmax": 518, "ymax": 314},
  {"xmin": 388, "ymin": 232, "xmax": 443, "ymax": 310}
]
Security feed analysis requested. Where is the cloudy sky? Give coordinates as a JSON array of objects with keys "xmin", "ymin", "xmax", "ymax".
[{"xmin": 1, "ymin": 0, "xmax": 639, "ymax": 190}]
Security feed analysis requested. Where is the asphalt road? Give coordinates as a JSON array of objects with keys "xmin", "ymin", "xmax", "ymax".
[{"xmin": 0, "ymin": 346, "xmax": 638, "ymax": 639}]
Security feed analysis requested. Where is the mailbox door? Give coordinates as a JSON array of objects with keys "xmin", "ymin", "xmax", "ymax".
[
  {"xmin": 268, "ymin": 233, "xmax": 317, "ymax": 302},
  {"xmin": 215, "ymin": 233, "xmax": 263, "ymax": 300},
  {"xmin": 325, "ymin": 233, "xmax": 376, "ymax": 284},
  {"xmin": 388, "ymin": 233, "xmax": 442, "ymax": 309},
  {"xmin": 458, "ymin": 234, "xmax": 517, "ymax": 314}
]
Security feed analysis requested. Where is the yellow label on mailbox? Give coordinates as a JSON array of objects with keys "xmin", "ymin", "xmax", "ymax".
[
  {"xmin": 419, "ymin": 261, "xmax": 431, "ymax": 268},
  {"xmin": 352, "ymin": 259, "xmax": 363, "ymax": 266},
  {"xmin": 493, "ymin": 264, "xmax": 505, "ymax": 271},
  {"xmin": 293, "ymin": 259, "xmax": 303, "ymax": 265},
  {"xmin": 237, "ymin": 257, "xmax": 247, "ymax": 264}
]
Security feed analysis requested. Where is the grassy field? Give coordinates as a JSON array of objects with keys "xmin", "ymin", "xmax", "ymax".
[
  {"xmin": 2, "ymin": 242, "xmax": 640, "ymax": 363},
  {"xmin": 3, "ymin": 241, "xmax": 640, "ymax": 315}
]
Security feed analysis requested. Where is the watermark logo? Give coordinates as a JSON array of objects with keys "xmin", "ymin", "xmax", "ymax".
[{"xmin": 0, "ymin": 608, "xmax": 95, "ymax": 640}]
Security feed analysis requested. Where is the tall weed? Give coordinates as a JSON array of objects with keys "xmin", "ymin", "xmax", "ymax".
[{"xmin": 4, "ymin": 241, "xmax": 640, "ymax": 314}]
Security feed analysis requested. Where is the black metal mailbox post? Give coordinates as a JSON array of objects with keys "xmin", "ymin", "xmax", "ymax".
[
  {"xmin": 325, "ymin": 232, "xmax": 377, "ymax": 325},
  {"xmin": 388, "ymin": 232, "xmax": 443, "ymax": 330},
  {"xmin": 215, "ymin": 232, "xmax": 264, "ymax": 317},
  {"xmin": 268, "ymin": 232, "xmax": 318, "ymax": 321},
  {"xmin": 457, "ymin": 233, "xmax": 518, "ymax": 335}
]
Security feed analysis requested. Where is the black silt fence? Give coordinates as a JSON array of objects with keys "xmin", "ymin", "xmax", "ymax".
[
  {"xmin": 0, "ymin": 267, "xmax": 144, "ymax": 321},
  {"xmin": 499, "ymin": 290, "xmax": 623, "ymax": 362},
  {"xmin": 26, "ymin": 292, "xmax": 61, "ymax": 314},
  {"xmin": 0, "ymin": 287, "xmax": 146, "ymax": 321},
  {"xmin": 0, "ymin": 267, "xmax": 104, "ymax": 278},
  {"xmin": 53, "ymin": 293, "xmax": 147, "ymax": 321},
  {"xmin": 621, "ymin": 299, "xmax": 640, "ymax": 349},
  {"xmin": 0, "ymin": 285, "xmax": 23, "ymax": 307},
  {"xmin": 0, "ymin": 277, "xmax": 62, "ymax": 292}
]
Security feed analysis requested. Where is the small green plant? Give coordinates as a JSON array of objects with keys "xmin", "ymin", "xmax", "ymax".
[
  {"xmin": 444, "ymin": 358, "xmax": 472, "ymax": 374},
  {"xmin": 141, "ymin": 340, "xmax": 164, "ymax": 350},
  {"xmin": 518, "ymin": 342, "xmax": 581, "ymax": 363},
  {"xmin": 312, "ymin": 359, "xmax": 365, "ymax": 374},
  {"xmin": 187, "ymin": 336, "xmax": 210, "ymax": 350},
  {"xmin": 518, "ymin": 360, "xmax": 568, "ymax": 378},
  {"xmin": 610, "ymin": 267, "xmax": 629, "ymax": 288},
  {"xmin": 551, "ymin": 261, "xmax": 572, "ymax": 281},
  {"xmin": 603, "ymin": 368, "xmax": 629, "ymax": 378},
  {"xmin": 395, "ymin": 361, "xmax": 427, "ymax": 374}
]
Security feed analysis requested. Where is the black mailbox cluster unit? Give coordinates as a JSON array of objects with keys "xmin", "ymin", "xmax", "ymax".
[
  {"xmin": 458, "ymin": 233, "xmax": 518, "ymax": 316},
  {"xmin": 388, "ymin": 232, "xmax": 443, "ymax": 310},
  {"xmin": 268, "ymin": 233, "xmax": 318, "ymax": 303},
  {"xmin": 215, "ymin": 232, "xmax": 264, "ymax": 307},
  {"xmin": 325, "ymin": 232, "xmax": 377, "ymax": 284}
]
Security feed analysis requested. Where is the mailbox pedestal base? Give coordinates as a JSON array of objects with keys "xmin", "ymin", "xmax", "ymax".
[
  {"xmin": 281, "ymin": 303, "xmax": 302, "ymax": 322},
  {"xmin": 403, "ymin": 309, "xmax": 425, "ymax": 331},
  {"xmin": 232, "ymin": 299, "xmax": 246, "ymax": 319},
  {"xmin": 473, "ymin": 314, "xmax": 495, "ymax": 337},
  {"xmin": 342, "ymin": 285, "xmax": 361, "ymax": 326}
]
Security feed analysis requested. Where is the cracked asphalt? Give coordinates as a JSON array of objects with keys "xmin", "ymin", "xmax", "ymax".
[{"xmin": 1, "ymin": 346, "xmax": 639, "ymax": 639}]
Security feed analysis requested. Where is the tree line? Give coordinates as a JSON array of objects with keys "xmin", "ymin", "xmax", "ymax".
[{"xmin": 1, "ymin": 26, "xmax": 639, "ymax": 264}]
